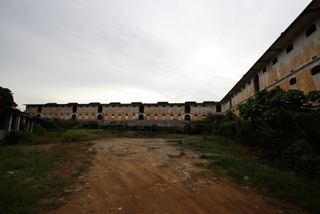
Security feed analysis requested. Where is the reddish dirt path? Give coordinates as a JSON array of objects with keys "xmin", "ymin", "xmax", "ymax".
[{"xmin": 48, "ymin": 138, "xmax": 288, "ymax": 214}]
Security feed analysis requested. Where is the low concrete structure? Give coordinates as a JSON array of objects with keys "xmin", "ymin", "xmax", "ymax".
[{"xmin": 0, "ymin": 104, "xmax": 37, "ymax": 141}]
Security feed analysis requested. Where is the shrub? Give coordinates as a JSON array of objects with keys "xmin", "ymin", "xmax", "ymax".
[{"xmin": 4, "ymin": 130, "xmax": 33, "ymax": 145}]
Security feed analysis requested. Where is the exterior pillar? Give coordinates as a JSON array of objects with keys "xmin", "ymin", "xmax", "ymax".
[
  {"xmin": 30, "ymin": 119, "xmax": 34, "ymax": 132},
  {"xmin": 8, "ymin": 113, "xmax": 13, "ymax": 132},
  {"xmin": 15, "ymin": 114, "xmax": 21, "ymax": 130}
]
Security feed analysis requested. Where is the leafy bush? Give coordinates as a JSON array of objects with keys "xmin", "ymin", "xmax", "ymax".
[{"xmin": 4, "ymin": 130, "xmax": 33, "ymax": 145}]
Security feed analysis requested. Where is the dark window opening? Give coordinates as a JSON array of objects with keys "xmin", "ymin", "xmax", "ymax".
[
  {"xmin": 139, "ymin": 115, "xmax": 144, "ymax": 120},
  {"xmin": 178, "ymin": 105, "xmax": 181, "ymax": 107},
  {"xmin": 306, "ymin": 24, "xmax": 316, "ymax": 37},
  {"xmin": 262, "ymin": 67, "xmax": 267, "ymax": 73},
  {"xmin": 178, "ymin": 114, "xmax": 181, "ymax": 116},
  {"xmin": 229, "ymin": 98, "xmax": 232, "ymax": 109},
  {"xmin": 162, "ymin": 114, "xmax": 165, "ymax": 116},
  {"xmin": 194, "ymin": 114, "xmax": 197, "ymax": 116},
  {"xmin": 147, "ymin": 114, "xmax": 150, "ymax": 116},
  {"xmin": 216, "ymin": 103, "xmax": 221, "ymax": 112},
  {"xmin": 254, "ymin": 75, "xmax": 260, "ymax": 93},
  {"xmin": 185, "ymin": 105, "xmax": 190, "ymax": 113},
  {"xmin": 155, "ymin": 114, "xmax": 158, "ymax": 116},
  {"xmin": 185, "ymin": 115, "xmax": 190, "ymax": 121},
  {"xmin": 273, "ymin": 57, "xmax": 278, "ymax": 65},
  {"xmin": 203, "ymin": 115, "xmax": 206, "ymax": 117},
  {"xmin": 139, "ymin": 105, "xmax": 144, "ymax": 113},
  {"xmin": 126, "ymin": 114, "xmax": 128, "ymax": 116},
  {"xmin": 112, "ymin": 114, "xmax": 114, "ymax": 116},
  {"xmin": 286, "ymin": 44, "xmax": 293, "ymax": 53},
  {"xmin": 98, "ymin": 105, "xmax": 103, "ymax": 113},
  {"xmin": 97, "ymin": 114, "xmax": 102, "ymax": 120},
  {"xmin": 162, "ymin": 105, "xmax": 166, "ymax": 107},
  {"xmin": 119, "ymin": 114, "xmax": 121, "ymax": 116},
  {"xmin": 290, "ymin": 77, "xmax": 297, "ymax": 85},
  {"xmin": 170, "ymin": 105, "xmax": 173, "ymax": 107},
  {"xmin": 71, "ymin": 114, "xmax": 76, "ymax": 120},
  {"xmin": 170, "ymin": 114, "xmax": 173, "ymax": 116},
  {"xmin": 37, "ymin": 106, "xmax": 42, "ymax": 113},
  {"xmin": 248, "ymin": 81, "xmax": 251, "ymax": 85},
  {"xmin": 311, "ymin": 65, "xmax": 320, "ymax": 76}
]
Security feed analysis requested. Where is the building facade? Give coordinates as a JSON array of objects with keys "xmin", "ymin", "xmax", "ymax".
[
  {"xmin": 24, "ymin": 0, "xmax": 320, "ymax": 122},
  {"xmin": 220, "ymin": 0, "xmax": 320, "ymax": 112},
  {"xmin": 25, "ymin": 101, "xmax": 222, "ymax": 122},
  {"xmin": 0, "ymin": 104, "xmax": 37, "ymax": 140}
]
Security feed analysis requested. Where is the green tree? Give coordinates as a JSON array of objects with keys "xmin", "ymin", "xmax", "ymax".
[
  {"xmin": 0, "ymin": 87, "xmax": 18, "ymax": 108},
  {"xmin": 238, "ymin": 87, "xmax": 320, "ymax": 121}
]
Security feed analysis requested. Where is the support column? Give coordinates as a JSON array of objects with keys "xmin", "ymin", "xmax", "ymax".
[
  {"xmin": 30, "ymin": 119, "xmax": 34, "ymax": 132},
  {"xmin": 8, "ymin": 113, "xmax": 13, "ymax": 132},
  {"xmin": 15, "ymin": 114, "xmax": 21, "ymax": 131}
]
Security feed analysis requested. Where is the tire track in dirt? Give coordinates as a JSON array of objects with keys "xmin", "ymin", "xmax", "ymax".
[{"xmin": 48, "ymin": 138, "xmax": 285, "ymax": 214}]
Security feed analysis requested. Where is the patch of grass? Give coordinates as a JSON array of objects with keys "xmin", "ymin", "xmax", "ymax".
[
  {"xmin": 182, "ymin": 135, "xmax": 320, "ymax": 213},
  {"xmin": 154, "ymin": 134, "xmax": 182, "ymax": 139},
  {"xmin": 182, "ymin": 135, "xmax": 249, "ymax": 156},
  {"xmin": 62, "ymin": 130, "xmax": 89, "ymax": 142},
  {"xmin": 0, "ymin": 141, "xmax": 97, "ymax": 213},
  {"xmin": 179, "ymin": 149, "xmax": 186, "ymax": 157}
]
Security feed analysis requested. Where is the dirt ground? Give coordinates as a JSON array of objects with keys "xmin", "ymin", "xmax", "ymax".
[{"xmin": 48, "ymin": 138, "xmax": 291, "ymax": 214}]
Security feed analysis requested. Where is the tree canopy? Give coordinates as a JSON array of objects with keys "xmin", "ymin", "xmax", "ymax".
[
  {"xmin": 238, "ymin": 87, "xmax": 320, "ymax": 121},
  {"xmin": 0, "ymin": 87, "xmax": 18, "ymax": 108}
]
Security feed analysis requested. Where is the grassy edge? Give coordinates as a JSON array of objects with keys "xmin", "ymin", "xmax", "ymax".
[{"xmin": 179, "ymin": 136, "xmax": 320, "ymax": 213}]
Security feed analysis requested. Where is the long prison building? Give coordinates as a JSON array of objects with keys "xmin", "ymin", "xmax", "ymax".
[{"xmin": 25, "ymin": 0, "xmax": 320, "ymax": 122}]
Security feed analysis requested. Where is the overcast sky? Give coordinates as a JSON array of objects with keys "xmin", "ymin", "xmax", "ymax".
[{"xmin": 0, "ymin": 0, "xmax": 312, "ymax": 110}]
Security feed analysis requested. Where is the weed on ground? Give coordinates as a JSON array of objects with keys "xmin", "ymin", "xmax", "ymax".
[{"xmin": 0, "ymin": 141, "xmax": 96, "ymax": 213}]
